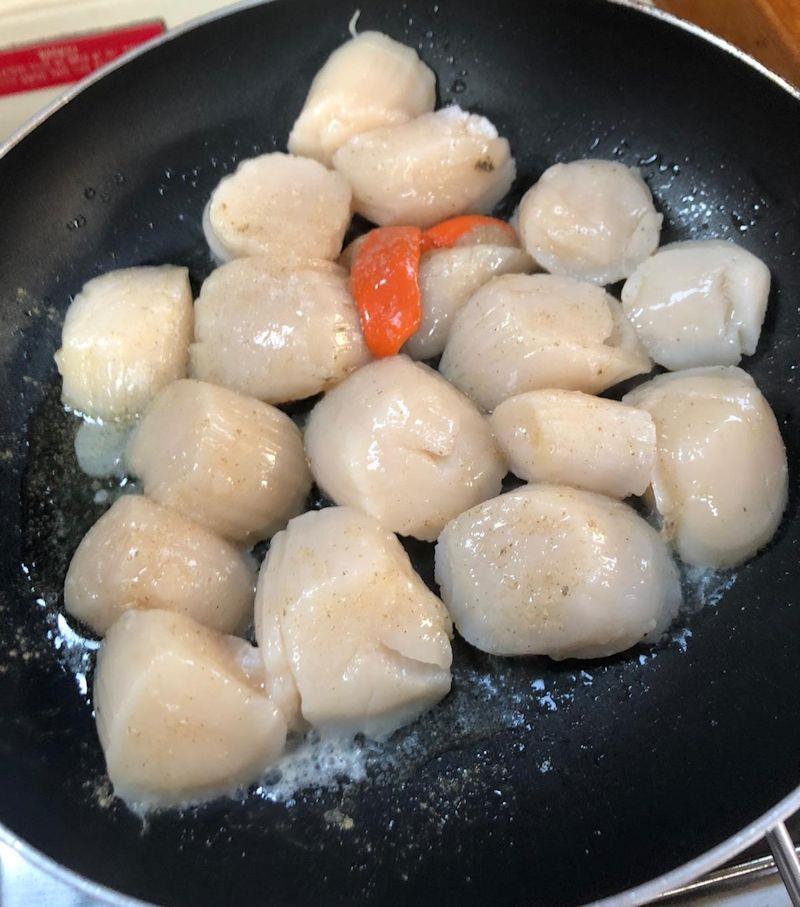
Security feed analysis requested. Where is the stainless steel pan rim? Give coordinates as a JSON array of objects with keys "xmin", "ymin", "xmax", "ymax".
[{"xmin": 0, "ymin": 1, "xmax": 797, "ymax": 904}]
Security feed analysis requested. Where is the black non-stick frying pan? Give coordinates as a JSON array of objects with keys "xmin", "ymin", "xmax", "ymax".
[{"xmin": 1, "ymin": 0, "xmax": 799, "ymax": 904}]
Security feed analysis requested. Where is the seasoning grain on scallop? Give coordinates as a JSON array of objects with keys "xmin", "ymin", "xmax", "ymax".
[
  {"xmin": 288, "ymin": 31, "xmax": 436, "ymax": 166},
  {"xmin": 203, "ymin": 152, "xmax": 352, "ymax": 263},
  {"xmin": 435, "ymin": 484, "xmax": 682, "ymax": 659},
  {"xmin": 440, "ymin": 273, "xmax": 651, "ymax": 411},
  {"xmin": 255, "ymin": 507, "xmax": 453, "ymax": 738},
  {"xmin": 490, "ymin": 390, "xmax": 656, "ymax": 499},
  {"xmin": 64, "ymin": 495, "xmax": 256, "ymax": 636},
  {"xmin": 305, "ymin": 356, "xmax": 505, "ymax": 541},
  {"xmin": 191, "ymin": 257, "xmax": 370, "ymax": 405},
  {"xmin": 54, "ymin": 265, "xmax": 193, "ymax": 421},
  {"xmin": 332, "ymin": 105, "xmax": 516, "ymax": 228},
  {"xmin": 517, "ymin": 159, "xmax": 662, "ymax": 285},
  {"xmin": 95, "ymin": 610, "xmax": 287, "ymax": 808},
  {"xmin": 126, "ymin": 379, "xmax": 311, "ymax": 544}
]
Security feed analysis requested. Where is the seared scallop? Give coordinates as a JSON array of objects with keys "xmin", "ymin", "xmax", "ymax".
[
  {"xmin": 405, "ymin": 245, "xmax": 534, "ymax": 359},
  {"xmin": 517, "ymin": 160, "xmax": 662, "ymax": 285},
  {"xmin": 304, "ymin": 356, "xmax": 505, "ymax": 540},
  {"xmin": 490, "ymin": 390, "xmax": 656, "ymax": 499},
  {"xmin": 624, "ymin": 367, "xmax": 787, "ymax": 568},
  {"xmin": 288, "ymin": 31, "xmax": 436, "ymax": 166},
  {"xmin": 127, "ymin": 379, "xmax": 311, "ymax": 544},
  {"xmin": 64, "ymin": 495, "xmax": 256, "ymax": 636},
  {"xmin": 95, "ymin": 610, "xmax": 286, "ymax": 808},
  {"xmin": 55, "ymin": 266, "xmax": 192, "ymax": 421},
  {"xmin": 439, "ymin": 273, "xmax": 651, "ymax": 412},
  {"xmin": 190, "ymin": 257, "xmax": 370, "ymax": 404},
  {"xmin": 621, "ymin": 240, "xmax": 771, "ymax": 370},
  {"xmin": 255, "ymin": 507, "xmax": 452, "ymax": 738},
  {"xmin": 435, "ymin": 485, "xmax": 681, "ymax": 659},
  {"xmin": 203, "ymin": 152, "xmax": 352, "ymax": 262},
  {"xmin": 332, "ymin": 106, "xmax": 515, "ymax": 227}
]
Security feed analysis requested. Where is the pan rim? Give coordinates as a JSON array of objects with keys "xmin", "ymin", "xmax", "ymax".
[{"xmin": 0, "ymin": 1, "xmax": 798, "ymax": 905}]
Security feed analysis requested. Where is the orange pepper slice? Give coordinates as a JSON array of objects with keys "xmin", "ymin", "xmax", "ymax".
[
  {"xmin": 420, "ymin": 215, "xmax": 518, "ymax": 253},
  {"xmin": 350, "ymin": 226, "xmax": 423, "ymax": 358}
]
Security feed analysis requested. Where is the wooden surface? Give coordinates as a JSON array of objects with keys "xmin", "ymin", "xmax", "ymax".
[{"xmin": 657, "ymin": 0, "xmax": 800, "ymax": 86}]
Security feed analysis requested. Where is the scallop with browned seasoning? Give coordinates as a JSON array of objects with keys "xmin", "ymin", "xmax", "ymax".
[
  {"xmin": 332, "ymin": 106, "xmax": 515, "ymax": 228},
  {"xmin": 127, "ymin": 379, "xmax": 311, "ymax": 544},
  {"xmin": 305, "ymin": 356, "xmax": 505, "ymax": 540},
  {"xmin": 65, "ymin": 495, "xmax": 256, "ymax": 636},
  {"xmin": 255, "ymin": 506, "xmax": 453, "ymax": 737},
  {"xmin": 95, "ymin": 610, "xmax": 287, "ymax": 808},
  {"xmin": 439, "ymin": 273, "xmax": 651, "ymax": 411},
  {"xmin": 190, "ymin": 258, "xmax": 370, "ymax": 405},
  {"xmin": 435, "ymin": 485, "xmax": 682, "ymax": 659}
]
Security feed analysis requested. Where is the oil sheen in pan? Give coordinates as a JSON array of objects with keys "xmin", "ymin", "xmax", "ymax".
[{"xmin": 17, "ymin": 376, "xmax": 736, "ymax": 820}]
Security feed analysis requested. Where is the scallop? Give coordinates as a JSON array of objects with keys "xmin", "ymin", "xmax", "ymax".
[
  {"xmin": 288, "ymin": 31, "xmax": 436, "ymax": 166},
  {"xmin": 405, "ymin": 245, "xmax": 534, "ymax": 360},
  {"xmin": 255, "ymin": 507, "xmax": 452, "ymax": 738},
  {"xmin": 623, "ymin": 367, "xmax": 787, "ymax": 568},
  {"xmin": 621, "ymin": 240, "xmax": 771, "ymax": 370},
  {"xmin": 190, "ymin": 257, "xmax": 370, "ymax": 404},
  {"xmin": 126, "ymin": 379, "xmax": 311, "ymax": 544},
  {"xmin": 64, "ymin": 495, "xmax": 256, "ymax": 636},
  {"xmin": 304, "ymin": 356, "xmax": 505, "ymax": 541},
  {"xmin": 332, "ymin": 105, "xmax": 516, "ymax": 228},
  {"xmin": 517, "ymin": 160, "xmax": 662, "ymax": 285},
  {"xmin": 54, "ymin": 266, "xmax": 192, "ymax": 421},
  {"xmin": 203, "ymin": 152, "xmax": 352, "ymax": 263},
  {"xmin": 95, "ymin": 610, "xmax": 286, "ymax": 809},
  {"xmin": 490, "ymin": 390, "xmax": 656, "ymax": 499},
  {"xmin": 74, "ymin": 420, "xmax": 133, "ymax": 479},
  {"xmin": 435, "ymin": 485, "xmax": 682, "ymax": 659},
  {"xmin": 439, "ymin": 273, "xmax": 651, "ymax": 412}
]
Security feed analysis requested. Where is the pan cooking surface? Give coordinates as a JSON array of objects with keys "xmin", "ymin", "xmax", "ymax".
[{"xmin": 0, "ymin": 1, "xmax": 799, "ymax": 904}]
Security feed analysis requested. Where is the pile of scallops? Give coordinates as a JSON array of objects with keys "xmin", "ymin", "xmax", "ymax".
[{"xmin": 54, "ymin": 30, "xmax": 788, "ymax": 810}]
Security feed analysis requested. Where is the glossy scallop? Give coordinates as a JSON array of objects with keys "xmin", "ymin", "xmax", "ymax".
[
  {"xmin": 126, "ymin": 379, "xmax": 311, "ymax": 544},
  {"xmin": 203, "ymin": 152, "xmax": 352, "ymax": 262},
  {"xmin": 54, "ymin": 266, "xmax": 192, "ymax": 421},
  {"xmin": 94, "ymin": 610, "xmax": 286, "ymax": 809},
  {"xmin": 288, "ymin": 31, "xmax": 436, "ymax": 166},
  {"xmin": 621, "ymin": 240, "xmax": 771, "ymax": 370},
  {"xmin": 190, "ymin": 257, "xmax": 370, "ymax": 404},
  {"xmin": 405, "ymin": 245, "xmax": 534, "ymax": 359},
  {"xmin": 64, "ymin": 495, "xmax": 256, "ymax": 636},
  {"xmin": 305, "ymin": 356, "xmax": 505, "ymax": 541},
  {"xmin": 624, "ymin": 367, "xmax": 787, "ymax": 568},
  {"xmin": 435, "ymin": 485, "xmax": 682, "ymax": 659},
  {"xmin": 490, "ymin": 390, "xmax": 656, "ymax": 499},
  {"xmin": 517, "ymin": 159, "xmax": 662, "ymax": 285},
  {"xmin": 439, "ymin": 273, "xmax": 651, "ymax": 412},
  {"xmin": 255, "ymin": 507, "xmax": 453, "ymax": 738},
  {"xmin": 332, "ymin": 106, "xmax": 516, "ymax": 228}
]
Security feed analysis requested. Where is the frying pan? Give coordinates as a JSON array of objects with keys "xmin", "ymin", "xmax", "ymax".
[{"xmin": 1, "ymin": 0, "xmax": 799, "ymax": 904}]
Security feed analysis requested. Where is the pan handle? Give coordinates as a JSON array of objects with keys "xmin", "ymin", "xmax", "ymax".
[{"xmin": 766, "ymin": 822, "xmax": 800, "ymax": 906}]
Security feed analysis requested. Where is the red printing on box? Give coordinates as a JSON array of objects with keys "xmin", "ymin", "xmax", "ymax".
[{"xmin": 0, "ymin": 21, "xmax": 166, "ymax": 97}]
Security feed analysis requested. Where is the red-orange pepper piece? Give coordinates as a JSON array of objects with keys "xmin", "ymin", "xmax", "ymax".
[
  {"xmin": 350, "ymin": 226, "xmax": 423, "ymax": 358},
  {"xmin": 420, "ymin": 215, "xmax": 518, "ymax": 253}
]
